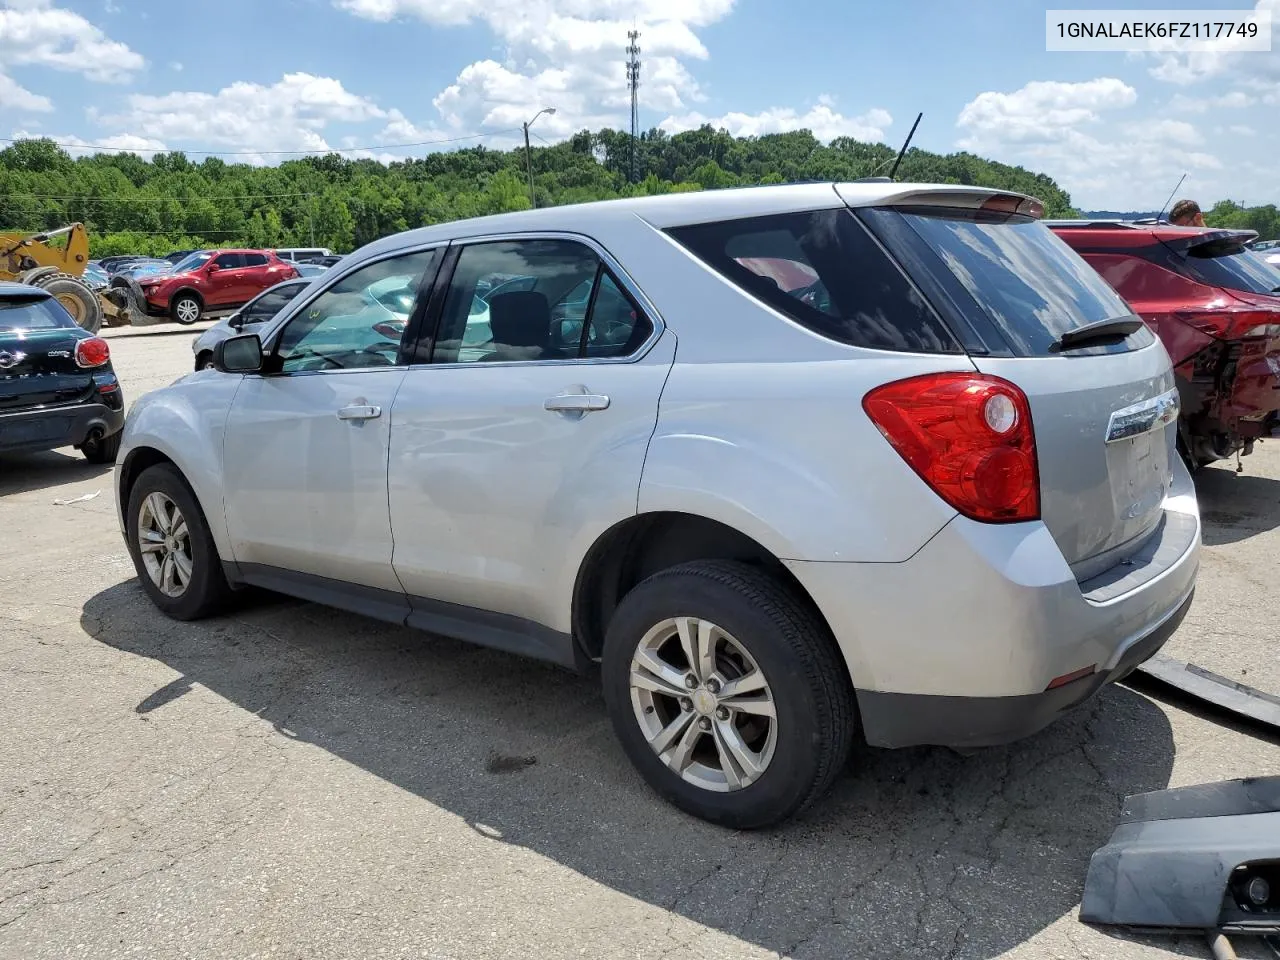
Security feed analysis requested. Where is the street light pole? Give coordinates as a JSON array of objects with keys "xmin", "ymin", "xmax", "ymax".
[{"xmin": 523, "ymin": 107, "xmax": 556, "ymax": 209}]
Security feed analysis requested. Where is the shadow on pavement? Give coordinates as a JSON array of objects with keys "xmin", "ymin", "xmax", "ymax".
[
  {"xmin": 0, "ymin": 449, "xmax": 113, "ymax": 498},
  {"xmin": 84, "ymin": 581, "xmax": 1179, "ymax": 959},
  {"xmin": 1195, "ymin": 464, "xmax": 1280, "ymax": 547}
]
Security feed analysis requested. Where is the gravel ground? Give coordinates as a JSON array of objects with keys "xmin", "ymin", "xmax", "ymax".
[{"xmin": 1, "ymin": 329, "xmax": 1277, "ymax": 960}]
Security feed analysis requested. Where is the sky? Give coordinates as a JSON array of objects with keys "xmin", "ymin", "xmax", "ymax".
[{"xmin": 0, "ymin": 0, "xmax": 1277, "ymax": 210}]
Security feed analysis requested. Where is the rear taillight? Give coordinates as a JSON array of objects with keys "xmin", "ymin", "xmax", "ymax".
[
  {"xmin": 1177, "ymin": 309, "xmax": 1280, "ymax": 341},
  {"xmin": 862, "ymin": 373, "xmax": 1040, "ymax": 523},
  {"xmin": 74, "ymin": 337, "xmax": 110, "ymax": 368}
]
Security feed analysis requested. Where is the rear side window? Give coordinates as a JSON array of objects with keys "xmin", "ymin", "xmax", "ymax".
[
  {"xmin": 243, "ymin": 253, "xmax": 268, "ymax": 267},
  {"xmin": 868, "ymin": 207, "xmax": 1151, "ymax": 356},
  {"xmin": 0, "ymin": 297, "xmax": 73, "ymax": 331},
  {"xmin": 667, "ymin": 209, "xmax": 962, "ymax": 353}
]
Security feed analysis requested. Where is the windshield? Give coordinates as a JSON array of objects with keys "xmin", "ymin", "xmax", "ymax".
[
  {"xmin": 1184, "ymin": 246, "xmax": 1280, "ymax": 295},
  {"xmin": 875, "ymin": 207, "xmax": 1148, "ymax": 356},
  {"xmin": 171, "ymin": 251, "xmax": 212, "ymax": 274},
  {"xmin": 0, "ymin": 297, "xmax": 73, "ymax": 332}
]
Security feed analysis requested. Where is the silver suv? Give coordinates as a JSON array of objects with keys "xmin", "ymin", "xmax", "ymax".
[{"xmin": 115, "ymin": 183, "xmax": 1200, "ymax": 828}]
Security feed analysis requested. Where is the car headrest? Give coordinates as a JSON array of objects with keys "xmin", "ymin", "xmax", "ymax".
[{"xmin": 487, "ymin": 291, "xmax": 550, "ymax": 350}]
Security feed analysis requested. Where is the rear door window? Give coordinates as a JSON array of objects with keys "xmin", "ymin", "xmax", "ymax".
[
  {"xmin": 666, "ymin": 209, "xmax": 962, "ymax": 353},
  {"xmin": 866, "ymin": 207, "xmax": 1154, "ymax": 357}
]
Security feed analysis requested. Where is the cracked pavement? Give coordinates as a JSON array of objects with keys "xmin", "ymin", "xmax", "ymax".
[{"xmin": 1, "ymin": 329, "xmax": 1278, "ymax": 960}]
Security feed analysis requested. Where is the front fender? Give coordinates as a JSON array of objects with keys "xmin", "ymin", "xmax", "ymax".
[{"xmin": 116, "ymin": 374, "xmax": 242, "ymax": 561}]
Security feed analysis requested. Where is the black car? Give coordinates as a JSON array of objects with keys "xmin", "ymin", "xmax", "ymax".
[
  {"xmin": 164, "ymin": 249, "xmax": 197, "ymax": 264},
  {"xmin": 0, "ymin": 282, "xmax": 125, "ymax": 463}
]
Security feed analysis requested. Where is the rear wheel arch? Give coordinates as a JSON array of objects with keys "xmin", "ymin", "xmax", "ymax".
[{"xmin": 571, "ymin": 512, "xmax": 851, "ymax": 682}]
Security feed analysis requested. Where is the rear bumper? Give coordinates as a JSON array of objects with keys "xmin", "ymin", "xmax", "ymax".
[
  {"xmin": 0, "ymin": 400, "xmax": 125, "ymax": 454},
  {"xmin": 785, "ymin": 457, "xmax": 1200, "ymax": 750},
  {"xmin": 855, "ymin": 588, "xmax": 1193, "ymax": 748}
]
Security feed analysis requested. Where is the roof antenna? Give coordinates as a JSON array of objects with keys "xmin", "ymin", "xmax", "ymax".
[
  {"xmin": 887, "ymin": 112, "xmax": 923, "ymax": 181},
  {"xmin": 1156, "ymin": 172, "xmax": 1187, "ymax": 222}
]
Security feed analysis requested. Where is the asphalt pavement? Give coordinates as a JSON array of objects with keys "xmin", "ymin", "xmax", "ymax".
[{"xmin": 1, "ymin": 331, "xmax": 1277, "ymax": 960}]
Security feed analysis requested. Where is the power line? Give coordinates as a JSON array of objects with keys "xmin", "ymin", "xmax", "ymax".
[
  {"xmin": 7, "ymin": 191, "xmax": 317, "ymax": 202},
  {"xmin": 0, "ymin": 128, "xmax": 522, "ymax": 157}
]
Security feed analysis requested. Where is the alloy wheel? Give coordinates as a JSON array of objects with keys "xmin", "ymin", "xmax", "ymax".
[
  {"xmin": 629, "ymin": 616, "xmax": 777, "ymax": 793},
  {"xmin": 137, "ymin": 491, "xmax": 193, "ymax": 598}
]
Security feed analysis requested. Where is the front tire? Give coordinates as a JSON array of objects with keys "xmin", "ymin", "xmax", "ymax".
[
  {"xmin": 171, "ymin": 293, "xmax": 202, "ymax": 325},
  {"xmin": 125, "ymin": 463, "xmax": 232, "ymax": 620},
  {"xmin": 602, "ymin": 560, "xmax": 857, "ymax": 829}
]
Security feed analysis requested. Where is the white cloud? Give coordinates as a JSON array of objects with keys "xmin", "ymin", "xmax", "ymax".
[
  {"xmin": 1169, "ymin": 90, "xmax": 1254, "ymax": 112},
  {"xmin": 956, "ymin": 78, "xmax": 1235, "ymax": 209},
  {"xmin": 0, "ymin": 72, "xmax": 53, "ymax": 112},
  {"xmin": 10, "ymin": 129, "xmax": 168, "ymax": 158},
  {"xmin": 336, "ymin": 0, "xmax": 736, "ymax": 137},
  {"xmin": 1145, "ymin": 0, "xmax": 1278, "ymax": 85},
  {"xmin": 168, "ymin": 60, "xmax": 182, "ymax": 72},
  {"xmin": 957, "ymin": 78, "xmax": 1137, "ymax": 147},
  {"xmin": 94, "ymin": 73, "xmax": 386, "ymax": 161},
  {"xmin": 662, "ymin": 103, "xmax": 892, "ymax": 143},
  {"xmin": 0, "ymin": 0, "xmax": 144, "ymax": 84},
  {"xmin": 1227, "ymin": 123, "xmax": 1256, "ymax": 136}
]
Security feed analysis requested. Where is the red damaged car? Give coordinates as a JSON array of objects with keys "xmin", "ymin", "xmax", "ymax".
[
  {"xmin": 1049, "ymin": 221, "xmax": 1280, "ymax": 468},
  {"xmin": 137, "ymin": 249, "xmax": 298, "ymax": 326}
]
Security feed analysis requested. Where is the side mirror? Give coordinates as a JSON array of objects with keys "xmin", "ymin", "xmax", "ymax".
[
  {"xmin": 206, "ymin": 262, "xmax": 220, "ymax": 273},
  {"xmin": 213, "ymin": 333, "xmax": 263, "ymax": 374},
  {"xmin": 227, "ymin": 312, "xmax": 243, "ymax": 330}
]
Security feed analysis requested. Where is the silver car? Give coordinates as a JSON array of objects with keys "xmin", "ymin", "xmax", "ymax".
[{"xmin": 118, "ymin": 182, "xmax": 1199, "ymax": 828}]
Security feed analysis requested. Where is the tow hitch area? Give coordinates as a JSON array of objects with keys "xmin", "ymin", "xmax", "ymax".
[
  {"xmin": 1081, "ymin": 777, "xmax": 1280, "ymax": 956},
  {"xmin": 1127, "ymin": 654, "xmax": 1280, "ymax": 736}
]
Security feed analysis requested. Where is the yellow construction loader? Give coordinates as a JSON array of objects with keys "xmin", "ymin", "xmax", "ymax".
[{"xmin": 0, "ymin": 223, "xmax": 143, "ymax": 333}]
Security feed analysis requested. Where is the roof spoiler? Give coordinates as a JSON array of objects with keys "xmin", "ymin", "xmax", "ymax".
[
  {"xmin": 1162, "ymin": 228, "xmax": 1260, "ymax": 257},
  {"xmin": 866, "ymin": 187, "xmax": 1044, "ymax": 219}
]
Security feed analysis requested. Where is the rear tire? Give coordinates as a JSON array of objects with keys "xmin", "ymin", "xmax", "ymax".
[
  {"xmin": 194, "ymin": 351, "xmax": 214, "ymax": 371},
  {"xmin": 601, "ymin": 560, "xmax": 857, "ymax": 829},
  {"xmin": 33, "ymin": 273, "xmax": 102, "ymax": 333},
  {"xmin": 171, "ymin": 293, "xmax": 202, "ymax": 325},
  {"xmin": 125, "ymin": 463, "xmax": 232, "ymax": 620},
  {"xmin": 80, "ymin": 430, "xmax": 122, "ymax": 464}
]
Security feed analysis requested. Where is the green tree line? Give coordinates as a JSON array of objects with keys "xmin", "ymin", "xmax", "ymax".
[
  {"xmin": 1204, "ymin": 199, "xmax": 1280, "ymax": 240},
  {"xmin": 0, "ymin": 127, "xmax": 1081, "ymax": 256}
]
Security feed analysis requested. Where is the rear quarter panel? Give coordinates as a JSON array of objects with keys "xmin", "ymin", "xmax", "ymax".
[{"xmin": 606, "ymin": 220, "xmax": 969, "ymax": 562}]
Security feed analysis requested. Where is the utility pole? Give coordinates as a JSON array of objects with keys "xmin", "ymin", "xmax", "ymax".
[
  {"xmin": 523, "ymin": 108, "xmax": 557, "ymax": 208},
  {"xmin": 626, "ymin": 29, "xmax": 642, "ymax": 184}
]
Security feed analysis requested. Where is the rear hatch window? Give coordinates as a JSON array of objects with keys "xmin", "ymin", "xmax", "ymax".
[
  {"xmin": 1178, "ymin": 241, "xmax": 1280, "ymax": 296},
  {"xmin": 0, "ymin": 296, "xmax": 76, "ymax": 332},
  {"xmin": 861, "ymin": 206, "xmax": 1156, "ymax": 357}
]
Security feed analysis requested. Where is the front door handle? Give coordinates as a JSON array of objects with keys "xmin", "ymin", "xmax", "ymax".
[
  {"xmin": 337, "ymin": 404, "xmax": 381, "ymax": 421},
  {"xmin": 544, "ymin": 393, "xmax": 610, "ymax": 413}
]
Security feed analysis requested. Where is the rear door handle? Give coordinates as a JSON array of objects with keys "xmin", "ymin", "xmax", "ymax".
[
  {"xmin": 337, "ymin": 404, "xmax": 381, "ymax": 421},
  {"xmin": 544, "ymin": 394, "xmax": 610, "ymax": 413}
]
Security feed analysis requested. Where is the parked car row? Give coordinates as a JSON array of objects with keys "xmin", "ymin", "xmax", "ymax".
[
  {"xmin": 86, "ymin": 248, "xmax": 340, "ymax": 327},
  {"xmin": 118, "ymin": 182, "xmax": 1201, "ymax": 829}
]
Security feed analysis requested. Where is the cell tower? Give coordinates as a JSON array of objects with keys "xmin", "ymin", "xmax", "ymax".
[{"xmin": 626, "ymin": 29, "xmax": 641, "ymax": 184}]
